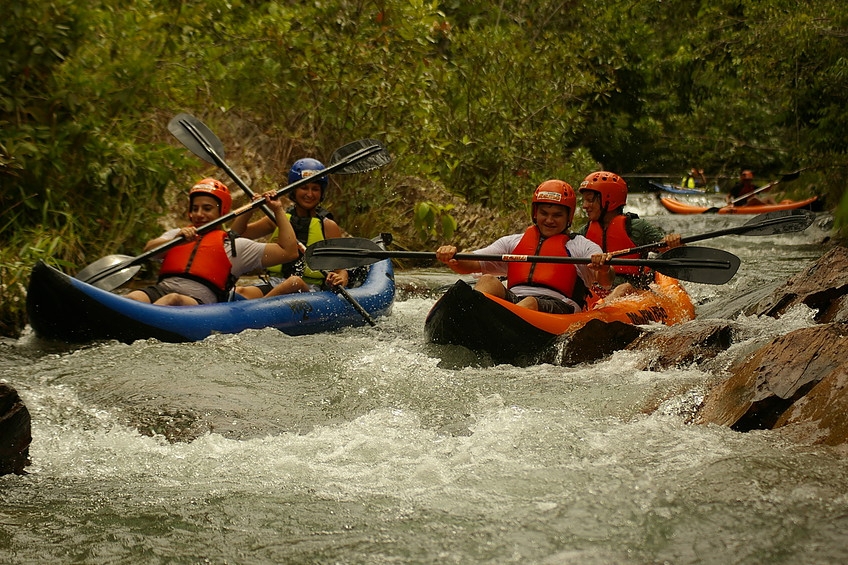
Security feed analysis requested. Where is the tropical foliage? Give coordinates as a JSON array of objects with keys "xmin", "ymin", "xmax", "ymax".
[{"xmin": 2, "ymin": 0, "xmax": 847, "ymax": 336}]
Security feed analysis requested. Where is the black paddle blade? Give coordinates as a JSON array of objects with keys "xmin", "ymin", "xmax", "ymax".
[
  {"xmin": 655, "ymin": 246, "xmax": 740, "ymax": 285},
  {"xmin": 305, "ymin": 237, "xmax": 385, "ymax": 271},
  {"xmin": 740, "ymin": 209, "xmax": 815, "ymax": 235},
  {"xmin": 329, "ymin": 139, "xmax": 391, "ymax": 174},
  {"xmin": 167, "ymin": 113, "xmax": 225, "ymax": 165}
]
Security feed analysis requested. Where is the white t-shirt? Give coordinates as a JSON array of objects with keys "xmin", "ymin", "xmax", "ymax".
[
  {"xmin": 151, "ymin": 228, "xmax": 271, "ymax": 303},
  {"xmin": 471, "ymin": 232, "xmax": 603, "ymax": 310}
]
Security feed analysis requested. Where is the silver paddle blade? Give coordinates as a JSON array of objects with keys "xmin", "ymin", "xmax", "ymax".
[{"xmin": 75, "ymin": 255, "xmax": 141, "ymax": 290}]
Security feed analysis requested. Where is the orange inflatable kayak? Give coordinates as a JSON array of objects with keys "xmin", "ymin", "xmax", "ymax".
[
  {"xmin": 424, "ymin": 273, "xmax": 695, "ymax": 365},
  {"xmin": 659, "ymin": 195, "xmax": 818, "ymax": 215}
]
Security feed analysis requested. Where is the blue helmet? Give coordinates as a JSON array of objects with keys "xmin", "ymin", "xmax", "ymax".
[{"xmin": 288, "ymin": 158, "xmax": 328, "ymax": 197}]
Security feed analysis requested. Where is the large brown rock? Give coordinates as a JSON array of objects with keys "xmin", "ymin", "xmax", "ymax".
[
  {"xmin": 696, "ymin": 324, "xmax": 848, "ymax": 446},
  {"xmin": 691, "ymin": 244, "xmax": 848, "ymax": 448},
  {"xmin": 0, "ymin": 382, "xmax": 31, "ymax": 475}
]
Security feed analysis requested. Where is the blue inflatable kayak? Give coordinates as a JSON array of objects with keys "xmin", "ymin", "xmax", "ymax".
[
  {"xmin": 649, "ymin": 180, "xmax": 719, "ymax": 195},
  {"xmin": 26, "ymin": 258, "xmax": 394, "ymax": 344}
]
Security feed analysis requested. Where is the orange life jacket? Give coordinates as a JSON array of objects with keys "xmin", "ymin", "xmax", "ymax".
[
  {"xmin": 584, "ymin": 215, "xmax": 641, "ymax": 276},
  {"xmin": 506, "ymin": 227, "xmax": 577, "ymax": 298},
  {"xmin": 158, "ymin": 230, "xmax": 233, "ymax": 293}
]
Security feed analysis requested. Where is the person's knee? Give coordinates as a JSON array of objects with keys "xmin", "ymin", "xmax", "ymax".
[
  {"xmin": 153, "ymin": 293, "xmax": 179, "ymax": 305},
  {"xmin": 125, "ymin": 290, "xmax": 151, "ymax": 303},
  {"xmin": 516, "ymin": 296, "xmax": 539, "ymax": 310},
  {"xmin": 236, "ymin": 286, "xmax": 264, "ymax": 300},
  {"xmin": 474, "ymin": 275, "xmax": 505, "ymax": 296},
  {"xmin": 607, "ymin": 283, "xmax": 635, "ymax": 301},
  {"xmin": 266, "ymin": 276, "xmax": 308, "ymax": 297},
  {"xmin": 154, "ymin": 293, "xmax": 197, "ymax": 306}
]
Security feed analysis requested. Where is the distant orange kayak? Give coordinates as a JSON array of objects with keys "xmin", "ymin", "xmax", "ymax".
[{"xmin": 659, "ymin": 195, "xmax": 818, "ymax": 215}]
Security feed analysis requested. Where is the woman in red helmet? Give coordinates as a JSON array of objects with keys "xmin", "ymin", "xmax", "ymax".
[
  {"xmin": 125, "ymin": 178, "xmax": 299, "ymax": 306},
  {"xmin": 578, "ymin": 171, "xmax": 681, "ymax": 300},
  {"xmin": 435, "ymin": 180, "xmax": 615, "ymax": 314}
]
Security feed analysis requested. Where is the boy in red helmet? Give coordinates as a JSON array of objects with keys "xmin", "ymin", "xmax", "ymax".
[
  {"xmin": 436, "ymin": 180, "xmax": 614, "ymax": 314},
  {"xmin": 125, "ymin": 178, "xmax": 299, "ymax": 306},
  {"xmin": 578, "ymin": 171, "xmax": 681, "ymax": 300}
]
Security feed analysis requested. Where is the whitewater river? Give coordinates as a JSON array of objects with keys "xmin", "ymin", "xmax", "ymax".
[{"xmin": 2, "ymin": 194, "xmax": 846, "ymax": 564}]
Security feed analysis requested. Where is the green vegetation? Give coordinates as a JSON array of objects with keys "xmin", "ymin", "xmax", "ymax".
[{"xmin": 2, "ymin": 0, "xmax": 847, "ymax": 337}]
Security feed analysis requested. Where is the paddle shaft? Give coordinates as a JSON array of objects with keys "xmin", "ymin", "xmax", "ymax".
[
  {"xmin": 729, "ymin": 178, "xmax": 780, "ymax": 206},
  {"xmin": 305, "ymin": 238, "xmax": 740, "ymax": 284},
  {"xmin": 611, "ymin": 211, "xmax": 813, "ymax": 257},
  {"xmin": 316, "ymin": 249, "xmax": 735, "ymax": 271},
  {"xmin": 81, "ymin": 143, "xmax": 384, "ymax": 286}
]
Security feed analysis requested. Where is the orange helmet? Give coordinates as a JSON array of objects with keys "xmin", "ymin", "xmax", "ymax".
[
  {"xmin": 579, "ymin": 171, "xmax": 627, "ymax": 211},
  {"xmin": 532, "ymin": 180, "xmax": 577, "ymax": 227},
  {"xmin": 740, "ymin": 170, "xmax": 754, "ymax": 180},
  {"xmin": 190, "ymin": 178, "xmax": 232, "ymax": 215}
]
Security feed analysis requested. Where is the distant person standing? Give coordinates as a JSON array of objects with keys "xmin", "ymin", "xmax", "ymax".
[{"xmin": 728, "ymin": 170, "xmax": 775, "ymax": 205}]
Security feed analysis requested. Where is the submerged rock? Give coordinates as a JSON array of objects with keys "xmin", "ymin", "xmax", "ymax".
[
  {"xmin": 549, "ymin": 319, "xmax": 643, "ymax": 366},
  {"xmin": 0, "ymin": 382, "xmax": 31, "ymax": 475}
]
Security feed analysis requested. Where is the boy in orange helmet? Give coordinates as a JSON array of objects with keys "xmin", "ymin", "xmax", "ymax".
[{"xmin": 436, "ymin": 180, "xmax": 614, "ymax": 314}]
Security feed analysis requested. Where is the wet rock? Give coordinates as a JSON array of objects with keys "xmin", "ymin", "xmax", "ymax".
[
  {"xmin": 696, "ymin": 324, "xmax": 848, "ymax": 446},
  {"xmin": 626, "ymin": 319, "xmax": 736, "ymax": 370},
  {"xmin": 747, "ymin": 245, "xmax": 848, "ymax": 322},
  {"xmin": 689, "ymin": 245, "xmax": 848, "ymax": 448},
  {"xmin": 549, "ymin": 319, "xmax": 643, "ymax": 365},
  {"xmin": 0, "ymin": 383, "xmax": 32, "ymax": 475}
]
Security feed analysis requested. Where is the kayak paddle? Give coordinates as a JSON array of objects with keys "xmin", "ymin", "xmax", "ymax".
[
  {"xmin": 610, "ymin": 209, "xmax": 815, "ymax": 257},
  {"xmin": 77, "ymin": 135, "xmax": 391, "ymax": 290},
  {"xmin": 305, "ymin": 238, "xmax": 742, "ymax": 285}
]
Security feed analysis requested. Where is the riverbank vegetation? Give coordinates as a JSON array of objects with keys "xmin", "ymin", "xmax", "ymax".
[{"xmin": 2, "ymin": 0, "xmax": 847, "ymax": 336}]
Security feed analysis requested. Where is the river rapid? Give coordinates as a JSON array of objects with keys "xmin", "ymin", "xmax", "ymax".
[{"xmin": 2, "ymin": 194, "xmax": 847, "ymax": 564}]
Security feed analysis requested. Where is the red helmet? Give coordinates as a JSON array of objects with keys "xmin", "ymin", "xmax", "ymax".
[
  {"xmin": 190, "ymin": 178, "xmax": 232, "ymax": 215},
  {"xmin": 579, "ymin": 171, "xmax": 627, "ymax": 211},
  {"xmin": 532, "ymin": 180, "xmax": 577, "ymax": 227}
]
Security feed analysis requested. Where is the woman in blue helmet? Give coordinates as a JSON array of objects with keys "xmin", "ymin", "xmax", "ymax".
[{"xmin": 231, "ymin": 158, "xmax": 349, "ymax": 299}]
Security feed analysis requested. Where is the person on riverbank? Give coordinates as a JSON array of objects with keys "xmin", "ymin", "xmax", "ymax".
[
  {"xmin": 578, "ymin": 171, "xmax": 681, "ymax": 301},
  {"xmin": 231, "ymin": 158, "xmax": 350, "ymax": 298},
  {"xmin": 728, "ymin": 169, "xmax": 775, "ymax": 205},
  {"xmin": 125, "ymin": 178, "xmax": 299, "ymax": 306},
  {"xmin": 435, "ymin": 179, "xmax": 615, "ymax": 314}
]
